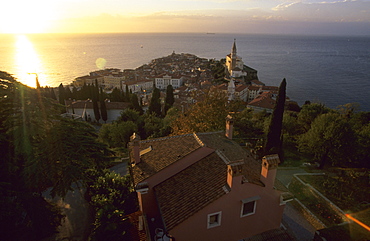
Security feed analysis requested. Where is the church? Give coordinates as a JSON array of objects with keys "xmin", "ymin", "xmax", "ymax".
[{"xmin": 225, "ymin": 39, "xmax": 247, "ymax": 78}]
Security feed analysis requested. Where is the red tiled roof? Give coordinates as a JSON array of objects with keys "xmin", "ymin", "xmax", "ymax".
[
  {"xmin": 65, "ymin": 100, "xmax": 130, "ymax": 110},
  {"xmin": 130, "ymin": 132, "xmax": 264, "ymax": 232},
  {"xmin": 248, "ymin": 85, "xmax": 261, "ymax": 91},
  {"xmin": 154, "ymin": 152, "xmax": 227, "ymax": 231},
  {"xmin": 130, "ymin": 134, "xmax": 203, "ymax": 185},
  {"xmin": 248, "ymin": 92, "xmax": 276, "ymax": 110}
]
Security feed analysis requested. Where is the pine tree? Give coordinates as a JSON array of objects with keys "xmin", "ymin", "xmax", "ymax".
[
  {"xmin": 164, "ymin": 85, "xmax": 174, "ymax": 115},
  {"xmin": 264, "ymin": 78, "xmax": 286, "ymax": 158}
]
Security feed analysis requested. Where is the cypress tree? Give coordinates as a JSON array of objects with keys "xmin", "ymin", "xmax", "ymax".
[
  {"xmin": 92, "ymin": 81, "xmax": 100, "ymax": 122},
  {"xmin": 130, "ymin": 93, "xmax": 143, "ymax": 115},
  {"xmin": 58, "ymin": 83, "xmax": 65, "ymax": 105},
  {"xmin": 125, "ymin": 85, "xmax": 130, "ymax": 102},
  {"xmin": 100, "ymin": 87, "xmax": 108, "ymax": 123},
  {"xmin": 148, "ymin": 87, "xmax": 161, "ymax": 117},
  {"xmin": 264, "ymin": 78, "xmax": 286, "ymax": 158},
  {"xmin": 164, "ymin": 85, "xmax": 174, "ymax": 115},
  {"xmin": 50, "ymin": 87, "xmax": 57, "ymax": 100}
]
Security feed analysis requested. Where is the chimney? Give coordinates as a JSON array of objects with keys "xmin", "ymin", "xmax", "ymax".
[
  {"xmin": 225, "ymin": 115, "xmax": 234, "ymax": 139},
  {"xmin": 227, "ymin": 160, "xmax": 244, "ymax": 189},
  {"xmin": 260, "ymin": 154, "xmax": 280, "ymax": 189},
  {"xmin": 129, "ymin": 133, "xmax": 141, "ymax": 164}
]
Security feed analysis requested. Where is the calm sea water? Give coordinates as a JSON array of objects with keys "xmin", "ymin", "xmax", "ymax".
[{"xmin": 1, "ymin": 33, "xmax": 369, "ymax": 111}]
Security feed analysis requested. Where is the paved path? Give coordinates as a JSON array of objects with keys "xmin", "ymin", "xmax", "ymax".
[
  {"xmin": 277, "ymin": 167, "xmax": 307, "ymax": 187},
  {"xmin": 277, "ymin": 167, "xmax": 317, "ymax": 241},
  {"xmin": 42, "ymin": 162, "xmax": 128, "ymax": 241},
  {"xmin": 43, "ymin": 183, "xmax": 91, "ymax": 241}
]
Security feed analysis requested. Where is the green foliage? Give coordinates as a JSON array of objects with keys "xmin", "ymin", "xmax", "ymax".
[
  {"xmin": 148, "ymin": 87, "xmax": 162, "ymax": 116},
  {"xmin": 297, "ymin": 102, "xmax": 332, "ymax": 132},
  {"xmin": 0, "ymin": 187, "xmax": 64, "ymax": 241},
  {"xmin": 164, "ymin": 84, "xmax": 174, "ymax": 114},
  {"xmin": 233, "ymin": 108, "xmax": 265, "ymax": 138},
  {"xmin": 265, "ymin": 78, "xmax": 286, "ymax": 157},
  {"xmin": 171, "ymin": 89, "xmax": 229, "ymax": 135},
  {"xmin": 298, "ymin": 113, "xmax": 356, "ymax": 168},
  {"xmin": 130, "ymin": 93, "xmax": 143, "ymax": 114},
  {"xmin": 143, "ymin": 112, "xmax": 164, "ymax": 138},
  {"xmin": 58, "ymin": 83, "xmax": 65, "ymax": 105},
  {"xmin": 86, "ymin": 170, "xmax": 138, "ymax": 241},
  {"xmin": 25, "ymin": 118, "xmax": 112, "ymax": 197},
  {"xmin": 109, "ymin": 87, "xmax": 125, "ymax": 102},
  {"xmin": 99, "ymin": 121, "xmax": 138, "ymax": 148},
  {"xmin": 0, "ymin": 71, "xmax": 113, "ymax": 239},
  {"xmin": 100, "ymin": 87, "xmax": 108, "ymax": 123}
]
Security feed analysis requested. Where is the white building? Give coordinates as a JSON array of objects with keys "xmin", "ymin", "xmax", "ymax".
[
  {"xmin": 125, "ymin": 79, "xmax": 153, "ymax": 93},
  {"xmin": 225, "ymin": 39, "xmax": 247, "ymax": 78},
  {"xmin": 155, "ymin": 74, "xmax": 183, "ymax": 90}
]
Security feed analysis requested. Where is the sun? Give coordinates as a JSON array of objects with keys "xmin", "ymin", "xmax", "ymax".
[{"xmin": 0, "ymin": 0, "xmax": 57, "ymax": 33}]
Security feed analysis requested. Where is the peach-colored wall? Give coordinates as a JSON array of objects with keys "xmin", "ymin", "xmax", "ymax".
[{"xmin": 169, "ymin": 176, "xmax": 285, "ymax": 241}]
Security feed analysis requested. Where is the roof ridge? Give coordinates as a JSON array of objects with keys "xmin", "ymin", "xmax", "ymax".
[
  {"xmin": 139, "ymin": 133, "xmax": 194, "ymax": 143},
  {"xmin": 192, "ymin": 133, "xmax": 205, "ymax": 147},
  {"xmin": 215, "ymin": 149, "xmax": 231, "ymax": 164}
]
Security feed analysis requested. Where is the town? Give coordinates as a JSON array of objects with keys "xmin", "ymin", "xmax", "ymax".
[
  {"xmin": 1, "ymin": 40, "xmax": 369, "ymax": 241},
  {"xmin": 64, "ymin": 40, "xmax": 291, "ymax": 122}
]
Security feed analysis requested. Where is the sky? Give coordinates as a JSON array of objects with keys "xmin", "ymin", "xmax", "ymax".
[{"xmin": 1, "ymin": 0, "xmax": 369, "ymax": 35}]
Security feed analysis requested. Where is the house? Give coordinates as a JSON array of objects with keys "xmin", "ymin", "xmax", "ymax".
[
  {"xmin": 129, "ymin": 118, "xmax": 292, "ymax": 241},
  {"xmin": 247, "ymin": 91, "xmax": 276, "ymax": 113},
  {"xmin": 124, "ymin": 79, "xmax": 154, "ymax": 93},
  {"xmin": 155, "ymin": 74, "xmax": 183, "ymax": 90},
  {"xmin": 65, "ymin": 100, "xmax": 130, "ymax": 123}
]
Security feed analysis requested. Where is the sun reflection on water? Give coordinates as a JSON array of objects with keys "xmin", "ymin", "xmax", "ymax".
[{"xmin": 14, "ymin": 35, "xmax": 44, "ymax": 88}]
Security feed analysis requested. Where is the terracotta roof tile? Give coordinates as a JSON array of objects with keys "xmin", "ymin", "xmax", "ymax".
[
  {"xmin": 154, "ymin": 152, "xmax": 227, "ymax": 231},
  {"xmin": 131, "ymin": 134, "xmax": 203, "ymax": 185},
  {"xmin": 248, "ymin": 92, "xmax": 276, "ymax": 110}
]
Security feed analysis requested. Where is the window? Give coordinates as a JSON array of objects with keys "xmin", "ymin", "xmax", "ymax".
[
  {"xmin": 241, "ymin": 196, "xmax": 260, "ymax": 217},
  {"xmin": 241, "ymin": 201, "xmax": 256, "ymax": 217},
  {"xmin": 207, "ymin": 211, "xmax": 222, "ymax": 228}
]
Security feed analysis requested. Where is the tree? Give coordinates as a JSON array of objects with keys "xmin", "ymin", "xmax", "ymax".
[
  {"xmin": 92, "ymin": 81, "xmax": 100, "ymax": 122},
  {"xmin": 100, "ymin": 87, "xmax": 108, "ymax": 123},
  {"xmin": 264, "ymin": 78, "xmax": 286, "ymax": 157},
  {"xmin": 99, "ymin": 121, "xmax": 138, "ymax": 148},
  {"xmin": 171, "ymin": 89, "xmax": 229, "ymax": 135},
  {"xmin": 143, "ymin": 112, "xmax": 164, "ymax": 138},
  {"xmin": 148, "ymin": 87, "xmax": 162, "ymax": 116},
  {"xmin": 85, "ymin": 170, "xmax": 137, "ymax": 240},
  {"xmin": 25, "ymin": 118, "xmax": 112, "ymax": 197},
  {"xmin": 164, "ymin": 85, "xmax": 174, "ymax": 114},
  {"xmin": 58, "ymin": 83, "xmax": 65, "ymax": 105},
  {"xmin": 130, "ymin": 93, "xmax": 143, "ymax": 114},
  {"xmin": 298, "ymin": 113, "xmax": 356, "ymax": 168},
  {"xmin": 125, "ymin": 85, "xmax": 130, "ymax": 102},
  {"xmin": 0, "ymin": 71, "xmax": 112, "ymax": 239},
  {"xmin": 297, "ymin": 102, "xmax": 331, "ymax": 132},
  {"xmin": 110, "ymin": 87, "xmax": 123, "ymax": 102}
]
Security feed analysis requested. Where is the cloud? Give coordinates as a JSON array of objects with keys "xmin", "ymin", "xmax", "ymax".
[{"xmin": 272, "ymin": 0, "xmax": 370, "ymax": 22}]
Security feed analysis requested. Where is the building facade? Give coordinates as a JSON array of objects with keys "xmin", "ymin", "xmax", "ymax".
[
  {"xmin": 155, "ymin": 74, "xmax": 183, "ymax": 90},
  {"xmin": 129, "ymin": 120, "xmax": 291, "ymax": 241}
]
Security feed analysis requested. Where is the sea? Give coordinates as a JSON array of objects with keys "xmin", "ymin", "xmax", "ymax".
[{"xmin": 1, "ymin": 33, "xmax": 369, "ymax": 111}]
